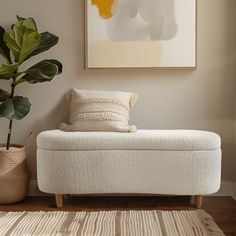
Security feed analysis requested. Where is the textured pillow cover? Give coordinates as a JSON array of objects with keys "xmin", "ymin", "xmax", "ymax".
[{"xmin": 59, "ymin": 89, "xmax": 138, "ymax": 132}]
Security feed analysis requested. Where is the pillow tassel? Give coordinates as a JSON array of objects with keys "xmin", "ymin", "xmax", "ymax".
[{"xmin": 128, "ymin": 125, "xmax": 137, "ymax": 133}]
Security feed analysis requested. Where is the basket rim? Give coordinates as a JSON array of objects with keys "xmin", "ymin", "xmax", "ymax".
[{"xmin": 0, "ymin": 144, "xmax": 25, "ymax": 153}]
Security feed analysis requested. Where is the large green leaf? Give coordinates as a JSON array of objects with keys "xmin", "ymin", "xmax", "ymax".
[
  {"xmin": 4, "ymin": 25, "xmax": 42, "ymax": 64},
  {"xmin": 16, "ymin": 15, "xmax": 25, "ymax": 22},
  {"xmin": 0, "ymin": 63, "xmax": 19, "ymax": 80},
  {"xmin": 0, "ymin": 96, "xmax": 31, "ymax": 120},
  {"xmin": 0, "ymin": 88, "xmax": 10, "ymax": 102},
  {"xmin": 21, "ymin": 17, "xmax": 37, "ymax": 31},
  {"xmin": 30, "ymin": 32, "xmax": 59, "ymax": 57},
  {"xmin": 16, "ymin": 59, "xmax": 62, "ymax": 84},
  {"xmin": 0, "ymin": 26, "xmax": 11, "ymax": 63},
  {"xmin": 46, "ymin": 59, "xmax": 63, "ymax": 74}
]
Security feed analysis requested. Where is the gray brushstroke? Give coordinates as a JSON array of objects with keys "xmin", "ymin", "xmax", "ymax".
[{"xmin": 107, "ymin": 0, "xmax": 177, "ymax": 41}]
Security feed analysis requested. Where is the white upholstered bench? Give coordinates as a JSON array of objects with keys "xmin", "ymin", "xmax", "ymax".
[{"xmin": 37, "ymin": 130, "xmax": 221, "ymax": 208}]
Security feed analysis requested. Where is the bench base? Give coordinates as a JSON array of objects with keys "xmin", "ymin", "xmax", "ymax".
[
  {"xmin": 37, "ymin": 130, "xmax": 221, "ymax": 209},
  {"xmin": 54, "ymin": 194, "xmax": 203, "ymax": 209}
]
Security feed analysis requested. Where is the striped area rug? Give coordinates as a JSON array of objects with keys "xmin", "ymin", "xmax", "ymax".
[{"xmin": 0, "ymin": 210, "xmax": 224, "ymax": 236}]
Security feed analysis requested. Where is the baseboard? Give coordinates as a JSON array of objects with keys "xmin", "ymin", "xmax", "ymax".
[
  {"xmin": 213, "ymin": 181, "xmax": 236, "ymax": 200},
  {"xmin": 28, "ymin": 180, "xmax": 236, "ymax": 200}
]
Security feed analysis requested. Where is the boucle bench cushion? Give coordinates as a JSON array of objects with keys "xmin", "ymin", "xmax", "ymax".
[
  {"xmin": 37, "ymin": 130, "xmax": 221, "ymax": 151},
  {"xmin": 37, "ymin": 130, "xmax": 221, "ymax": 195}
]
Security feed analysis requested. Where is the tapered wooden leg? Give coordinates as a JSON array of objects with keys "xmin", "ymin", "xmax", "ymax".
[
  {"xmin": 195, "ymin": 195, "xmax": 203, "ymax": 209},
  {"xmin": 55, "ymin": 194, "xmax": 63, "ymax": 208}
]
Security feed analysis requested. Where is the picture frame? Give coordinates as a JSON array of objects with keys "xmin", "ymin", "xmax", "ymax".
[{"xmin": 85, "ymin": 0, "xmax": 197, "ymax": 69}]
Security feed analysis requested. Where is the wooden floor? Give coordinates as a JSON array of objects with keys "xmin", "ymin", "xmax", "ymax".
[{"xmin": 0, "ymin": 196, "xmax": 235, "ymax": 235}]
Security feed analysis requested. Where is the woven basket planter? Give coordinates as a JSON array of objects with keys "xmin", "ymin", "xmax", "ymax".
[{"xmin": 0, "ymin": 144, "xmax": 30, "ymax": 204}]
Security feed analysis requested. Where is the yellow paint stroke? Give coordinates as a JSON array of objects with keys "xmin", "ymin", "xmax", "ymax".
[{"xmin": 91, "ymin": 0, "xmax": 119, "ymax": 19}]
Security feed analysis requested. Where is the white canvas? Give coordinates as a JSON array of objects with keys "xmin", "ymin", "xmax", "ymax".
[{"xmin": 86, "ymin": 0, "xmax": 196, "ymax": 68}]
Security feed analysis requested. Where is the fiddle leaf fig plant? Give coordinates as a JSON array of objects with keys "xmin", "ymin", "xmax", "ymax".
[{"xmin": 0, "ymin": 16, "xmax": 62, "ymax": 150}]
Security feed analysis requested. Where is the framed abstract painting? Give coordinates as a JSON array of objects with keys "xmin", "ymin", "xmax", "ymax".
[{"xmin": 85, "ymin": 0, "xmax": 197, "ymax": 69}]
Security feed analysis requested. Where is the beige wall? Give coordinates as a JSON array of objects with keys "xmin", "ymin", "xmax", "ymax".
[{"xmin": 0, "ymin": 0, "xmax": 236, "ymax": 181}]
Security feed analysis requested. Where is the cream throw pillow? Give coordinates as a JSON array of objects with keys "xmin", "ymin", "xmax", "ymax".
[{"xmin": 59, "ymin": 89, "xmax": 138, "ymax": 132}]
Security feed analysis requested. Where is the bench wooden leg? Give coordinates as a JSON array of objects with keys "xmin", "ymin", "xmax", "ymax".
[
  {"xmin": 55, "ymin": 194, "xmax": 63, "ymax": 208},
  {"xmin": 195, "ymin": 195, "xmax": 203, "ymax": 209}
]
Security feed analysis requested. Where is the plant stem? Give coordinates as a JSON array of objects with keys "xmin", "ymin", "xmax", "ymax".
[
  {"xmin": 6, "ymin": 120, "xmax": 13, "ymax": 150},
  {"xmin": 6, "ymin": 83, "xmax": 16, "ymax": 150}
]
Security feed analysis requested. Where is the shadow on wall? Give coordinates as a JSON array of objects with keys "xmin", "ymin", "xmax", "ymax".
[
  {"xmin": 223, "ymin": 0, "xmax": 236, "ymax": 181},
  {"xmin": 227, "ymin": 0, "xmax": 236, "ymax": 180},
  {"xmin": 26, "ymin": 97, "xmax": 68, "ymax": 179}
]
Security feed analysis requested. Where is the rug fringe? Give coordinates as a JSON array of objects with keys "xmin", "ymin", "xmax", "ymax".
[{"xmin": 196, "ymin": 210, "xmax": 225, "ymax": 236}]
